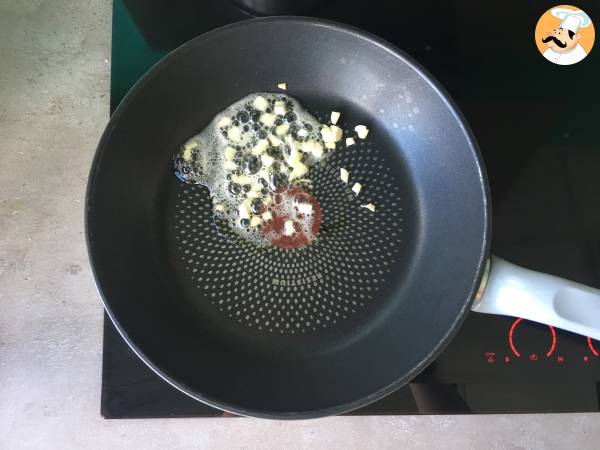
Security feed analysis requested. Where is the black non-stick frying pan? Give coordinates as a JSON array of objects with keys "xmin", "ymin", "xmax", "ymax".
[{"xmin": 86, "ymin": 17, "xmax": 600, "ymax": 419}]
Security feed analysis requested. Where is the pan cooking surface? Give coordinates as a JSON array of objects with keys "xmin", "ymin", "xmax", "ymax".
[{"xmin": 169, "ymin": 113, "xmax": 414, "ymax": 335}]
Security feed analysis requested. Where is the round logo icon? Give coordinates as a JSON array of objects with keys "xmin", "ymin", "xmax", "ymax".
[{"xmin": 535, "ymin": 5, "xmax": 595, "ymax": 65}]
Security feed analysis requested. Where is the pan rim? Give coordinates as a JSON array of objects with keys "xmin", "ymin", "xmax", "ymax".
[{"xmin": 86, "ymin": 15, "xmax": 492, "ymax": 420}]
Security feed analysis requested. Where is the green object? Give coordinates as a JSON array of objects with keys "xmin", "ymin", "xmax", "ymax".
[
  {"xmin": 110, "ymin": 0, "xmax": 169, "ymax": 112},
  {"xmin": 110, "ymin": 0, "xmax": 250, "ymax": 112}
]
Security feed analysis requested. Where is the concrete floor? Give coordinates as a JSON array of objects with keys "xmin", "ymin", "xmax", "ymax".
[{"xmin": 0, "ymin": 1, "xmax": 599, "ymax": 448}]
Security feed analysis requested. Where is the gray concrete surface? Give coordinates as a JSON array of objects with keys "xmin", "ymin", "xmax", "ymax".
[{"xmin": 0, "ymin": 1, "xmax": 598, "ymax": 448}]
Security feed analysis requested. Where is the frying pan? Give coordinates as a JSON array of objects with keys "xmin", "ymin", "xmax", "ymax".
[{"xmin": 86, "ymin": 17, "xmax": 600, "ymax": 418}]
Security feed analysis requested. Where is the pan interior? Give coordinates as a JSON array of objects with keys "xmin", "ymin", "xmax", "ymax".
[
  {"xmin": 166, "ymin": 98, "xmax": 418, "ymax": 356},
  {"xmin": 87, "ymin": 18, "xmax": 488, "ymax": 417}
]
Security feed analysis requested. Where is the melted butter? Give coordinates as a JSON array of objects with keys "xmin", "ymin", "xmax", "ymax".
[{"xmin": 174, "ymin": 93, "xmax": 329, "ymax": 247}]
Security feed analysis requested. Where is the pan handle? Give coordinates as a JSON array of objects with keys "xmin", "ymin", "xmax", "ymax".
[{"xmin": 471, "ymin": 256, "xmax": 600, "ymax": 340}]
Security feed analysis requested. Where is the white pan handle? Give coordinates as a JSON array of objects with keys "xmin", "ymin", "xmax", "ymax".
[{"xmin": 471, "ymin": 256, "xmax": 600, "ymax": 340}]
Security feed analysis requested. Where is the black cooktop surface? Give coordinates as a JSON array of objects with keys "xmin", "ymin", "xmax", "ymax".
[{"xmin": 101, "ymin": 0, "xmax": 600, "ymax": 418}]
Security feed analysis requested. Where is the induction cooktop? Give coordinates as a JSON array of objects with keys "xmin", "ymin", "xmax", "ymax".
[{"xmin": 101, "ymin": 0, "xmax": 600, "ymax": 418}]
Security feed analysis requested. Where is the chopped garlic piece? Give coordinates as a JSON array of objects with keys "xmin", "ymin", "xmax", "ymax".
[
  {"xmin": 246, "ymin": 190, "xmax": 260, "ymax": 199},
  {"xmin": 325, "ymin": 141, "xmax": 336, "ymax": 150},
  {"xmin": 184, "ymin": 141, "xmax": 198, "ymax": 151},
  {"xmin": 300, "ymin": 140, "xmax": 323, "ymax": 157},
  {"xmin": 330, "ymin": 111, "xmax": 340, "ymax": 125},
  {"xmin": 284, "ymin": 136, "xmax": 301, "ymax": 165},
  {"xmin": 352, "ymin": 182, "xmax": 362, "ymax": 195},
  {"xmin": 260, "ymin": 153, "xmax": 274, "ymax": 167},
  {"xmin": 250, "ymin": 215, "xmax": 262, "ymax": 227},
  {"xmin": 251, "ymin": 139, "xmax": 269, "ymax": 155},
  {"xmin": 275, "ymin": 123, "xmax": 289, "ymax": 136},
  {"xmin": 354, "ymin": 125, "xmax": 369, "ymax": 139},
  {"xmin": 346, "ymin": 137, "xmax": 355, "ymax": 147},
  {"xmin": 312, "ymin": 145, "xmax": 324, "ymax": 158},
  {"xmin": 321, "ymin": 125, "xmax": 343, "ymax": 143},
  {"xmin": 299, "ymin": 141, "xmax": 310, "ymax": 153},
  {"xmin": 274, "ymin": 101, "xmax": 286, "ymax": 116},
  {"xmin": 277, "ymin": 82, "xmax": 287, "ymax": 90},
  {"xmin": 232, "ymin": 174, "xmax": 252, "ymax": 185},
  {"xmin": 268, "ymin": 134, "xmax": 283, "ymax": 147},
  {"xmin": 340, "ymin": 168, "xmax": 349, "ymax": 183},
  {"xmin": 361, "ymin": 203, "xmax": 376, "ymax": 212},
  {"xmin": 217, "ymin": 117, "xmax": 232, "ymax": 128},
  {"xmin": 330, "ymin": 125, "xmax": 343, "ymax": 142},
  {"xmin": 238, "ymin": 201, "xmax": 251, "ymax": 219},
  {"xmin": 289, "ymin": 161, "xmax": 309, "ymax": 180},
  {"xmin": 320, "ymin": 126, "xmax": 334, "ymax": 142},
  {"xmin": 253, "ymin": 95, "xmax": 268, "ymax": 111},
  {"xmin": 224, "ymin": 160, "xmax": 237, "ymax": 171},
  {"xmin": 260, "ymin": 113, "xmax": 276, "ymax": 127},
  {"xmin": 214, "ymin": 203, "xmax": 225, "ymax": 212},
  {"xmin": 224, "ymin": 146, "xmax": 236, "ymax": 161},
  {"xmin": 283, "ymin": 219, "xmax": 295, "ymax": 236},
  {"xmin": 227, "ymin": 126, "xmax": 241, "ymax": 142},
  {"xmin": 297, "ymin": 202, "xmax": 313, "ymax": 215},
  {"xmin": 262, "ymin": 211, "xmax": 272, "ymax": 221},
  {"xmin": 182, "ymin": 148, "xmax": 192, "ymax": 161},
  {"xmin": 286, "ymin": 149, "xmax": 304, "ymax": 169},
  {"xmin": 297, "ymin": 129, "xmax": 308, "ymax": 138}
]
